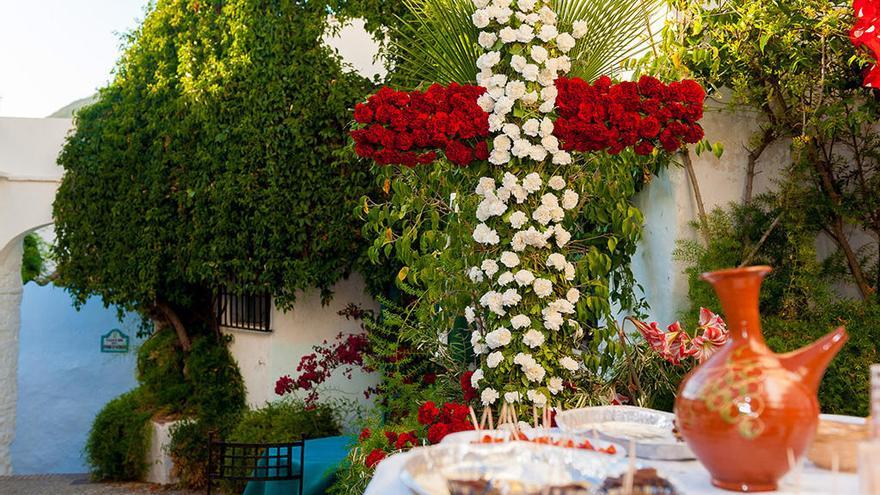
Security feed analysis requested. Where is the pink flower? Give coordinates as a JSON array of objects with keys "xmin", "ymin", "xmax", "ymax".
[{"xmin": 629, "ymin": 309, "xmax": 728, "ymax": 365}]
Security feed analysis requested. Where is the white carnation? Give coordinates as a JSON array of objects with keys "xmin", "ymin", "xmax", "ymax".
[
  {"xmin": 521, "ymin": 64, "xmax": 539, "ymax": 81},
  {"xmin": 523, "ymin": 361, "xmax": 546, "ymax": 382},
  {"xmin": 548, "ymin": 175, "xmax": 565, "ymax": 191},
  {"xmin": 516, "ymin": 24, "xmax": 535, "ymax": 43},
  {"xmin": 493, "ymin": 135, "xmax": 512, "ymax": 152},
  {"xmin": 490, "ymin": 74, "xmax": 508, "ymax": 88},
  {"xmin": 490, "ymin": 148, "xmax": 511, "ymax": 165},
  {"xmin": 511, "ymin": 185, "xmax": 529, "ymax": 203},
  {"xmin": 529, "ymin": 145, "xmax": 548, "ymax": 162},
  {"xmin": 538, "ymin": 5, "xmax": 557, "ymax": 24},
  {"xmin": 473, "ymin": 0, "xmax": 490, "ymax": 7},
  {"xmin": 547, "ymin": 252, "xmax": 567, "ymax": 270},
  {"xmin": 487, "ymin": 351, "xmax": 504, "ymax": 368},
  {"xmin": 527, "ymin": 389, "xmax": 548, "ymax": 407},
  {"xmin": 472, "ymin": 8, "xmax": 491, "ymax": 28},
  {"xmin": 543, "ymin": 310, "xmax": 564, "ymax": 330},
  {"xmin": 541, "ymin": 192, "xmax": 559, "ymax": 207},
  {"xmin": 553, "ymin": 150, "xmax": 572, "ymax": 165},
  {"xmin": 523, "ymin": 172, "xmax": 542, "ymax": 192},
  {"xmin": 541, "ymin": 85, "xmax": 558, "ymax": 102},
  {"xmin": 488, "ymin": 5, "xmax": 512, "ymax": 23},
  {"xmin": 510, "ymin": 314, "xmax": 531, "ymax": 329},
  {"xmin": 476, "ymin": 51, "xmax": 501, "ymax": 70},
  {"xmin": 500, "ymin": 251, "xmax": 520, "ymax": 268},
  {"xmin": 473, "ymin": 223, "xmax": 500, "ymax": 245},
  {"xmin": 499, "ymin": 26, "xmax": 517, "ymax": 43},
  {"xmin": 468, "ymin": 266, "xmax": 484, "ymax": 282},
  {"xmin": 478, "ymin": 31, "xmax": 498, "ymax": 49},
  {"xmin": 537, "ymin": 68, "xmax": 555, "ymax": 87},
  {"xmin": 481, "ymin": 259, "xmax": 499, "ymax": 278},
  {"xmin": 505, "ymin": 80, "xmax": 526, "ymax": 99},
  {"xmin": 480, "ymin": 290, "xmax": 506, "ymax": 316},
  {"xmin": 523, "ymin": 329, "xmax": 545, "ymax": 348},
  {"xmin": 486, "ymin": 327, "xmax": 512, "ymax": 348},
  {"xmin": 548, "ymin": 376, "xmax": 563, "ymax": 395},
  {"xmin": 502, "ymin": 123, "xmax": 521, "ymax": 140},
  {"xmin": 556, "ymin": 32, "xmax": 576, "ymax": 53},
  {"xmin": 521, "ymin": 91, "xmax": 538, "ymax": 105},
  {"xmin": 498, "ymin": 271, "xmax": 514, "ymax": 286},
  {"xmin": 532, "ymin": 205, "xmax": 552, "ymax": 226},
  {"xmin": 533, "ymin": 278, "xmax": 553, "ymax": 298},
  {"xmin": 471, "ymin": 330, "xmax": 482, "ymax": 347},
  {"xmin": 564, "ymin": 261, "xmax": 576, "ymax": 281},
  {"xmin": 477, "ymin": 93, "xmax": 495, "ymax": 112},
  {"xmin": 538, "ymin": 24, "xmax": 558, "ymax": 42},
  {"xmin": 504, "ymin": 391, "xmax": 521, "ymax": 403},
  {"xmin": 501, "ymin": 288, "xmax": 521, "ymax": 306},
  {"xmin": 471, "ymin": 368, "xmax": 484, "ymax": 388},
  {"xmin": 522, "ymin": 118, "xmax": 540, "ymax": 137},
  {"xmin": 518, "ymin": 0, "xmax": 537, "ymax": 11},
  {"xmin": 473, "ymin": 342, "xmax": 488, "ymax": 355},
  {"xmin": 521, "ymin": 12, "xmax": 539, "ymax": 24},
  {"xmin": 560, "ymin": 356, "xmax": 580, "ymax": 372},
  {"xmin": 548, "ymin": 298, "xmax": 575, "ymax": 314},
  {"xmin": 540, "ymin": 117, "xmax": 554, "ymax": 137},
  {"xmin": 531, "ymin": 45, "xmax": 548, "ymax": 64},
  {"xmin": 502, "ymin": 171, "xmax": 518, "ymax": 188},
  {"xmin": 481, "ymin": 387, "xmax": 500, "ymax": 405},
  {"xmin": 510, "ymin": 54, "xmax": 527, "ymax": 72},
  {"xmin": 476, "ymin": 177, "xmax": 495, "ymax": 196},
  {"xmin": 562, "ymin": 189, "xmax": 579, "ymax": 210},
  {"xmin": 494, "ymin": 96, "xmax": 514, "ymax": 115},
  {"xmin": 538, "ymin": 99, "xmax": 556, "ymax": 113},
  {"xmin": 514, "ymin": 269, "xmax": 535, "ymax": 287},
  {"xmin": 476, "ymin": 194, "xmax": 507, "ymax": 221},
  {"xmin": 511, "ymin": 139, "xmax": 532, "ymax": 158},
  {"xmin": 554, "ymin": 55, "xmax": 572, "ymax": 73},
  {"xmin": 566, "ymin": 288, "xmax": 580, "ymax": 304},
  {"xmin": 509, "ymin": 210, "xmax": 528, "ymax": 229},
  {"xmin": 572, "ymin": 20, "xmax": 588, "ymax": 38}
]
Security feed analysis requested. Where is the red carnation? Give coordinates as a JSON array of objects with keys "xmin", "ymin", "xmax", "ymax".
[
  {"xmin": 365, "ymin": 448, "xmax": 386, "ymax": 468},
  {"xmin": 460, "ymin": 372, "xmax": 477, "ymax": 402},
  {"xmin": 418, "ymin": 401, "xmax": 440, "ymax": 426},
  {"xmin": 394, "ymin": 431, "xmax": 419, "ymax": 450},
  {"xmin": 353, "ymin": 103, "xmax": 373, "ymax": 124},
  {"xmin": 384, "ymin": 430, "xmax": 398, "ymax": 446},
  {"xmin": 359, "ymin": 428, "xmax": 371, "ymax": 442},
  {"xmin": 427, "ymin": 423, "xmax": 450, "ymax": 444},
  {"xmin": 441, "ymin": 402, "xmax": 470, "ymax": 424}
]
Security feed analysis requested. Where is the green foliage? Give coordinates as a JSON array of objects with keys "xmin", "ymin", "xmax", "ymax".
[
  {"xmin": 53, "ymin": 0, "xmax": 388, "ymax": 326},
  {"xmin": 362, "ymin": 152, "xmax": 669, "ymax": 406},
  {"xmin": 166, "ymin": 420, "xmax": 214, "ymax": 489},
  {"xmin": 229, "ymin": 399, "xmax": 342, "ymax": 443},
  {"xmin": 20, "ymin": 233, "xmax": 53, "ymax": 285},
  {"xmin": 390, "ymin": 0, "xmax": 663, "ymax": 87},
  {"xmin": 85, "ymin": 389, "xmax": 152, "ymax": 481},
  {"xmin": 665, "ymin": 0, "xmax": 880, "ymax": 299},
  {"xmin": 137, "ymin": 330, "xmax": 191, "ymax": 413}
]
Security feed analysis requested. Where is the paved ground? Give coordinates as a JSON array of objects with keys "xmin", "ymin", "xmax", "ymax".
[{"xmin": 0, "ymin": 474, "xmax": 201, "ymax": 495}]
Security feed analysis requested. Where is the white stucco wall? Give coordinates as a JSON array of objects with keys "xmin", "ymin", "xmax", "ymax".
[
  {"xmin": 0, "ymin": 240, "xmax": 23, "ymax": 475},
  {"xmin": 225, "ymin": 274, "xmax": 380, "ymax": 409}
]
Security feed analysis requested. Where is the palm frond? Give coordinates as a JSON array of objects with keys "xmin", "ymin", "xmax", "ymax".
[
  {"xmin": 390, "ymin": 0, "xmax": 481, "ymax": 88},
  {"xmin": 389, "ymin": 0, "xmax": 664, "ymax": 88},
  {"xmin": 555, "ymin": 0, "xmax": 664, "ymax": 81}
]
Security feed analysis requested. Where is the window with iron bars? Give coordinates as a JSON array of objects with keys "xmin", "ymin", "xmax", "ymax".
[{"xmin": 216, "ymin": 287, "xmax": 272, "ymax": 333}]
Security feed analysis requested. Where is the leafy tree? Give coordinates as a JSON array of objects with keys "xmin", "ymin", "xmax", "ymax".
[{"xmin": 54, "ymin": 0, "xmax": 394, "ymax": 347}]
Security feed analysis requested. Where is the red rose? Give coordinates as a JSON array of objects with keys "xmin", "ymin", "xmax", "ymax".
[
  {"xmin": 418, "ymin": 401, "xmax": 440, "ymax": 426},
  {"xmin": 427, "ymin": 423, "xmax": 450, "ymax": 444},
  {"xmin": 359, "ymin": 428, "xmax": 371, "ymax": 442},
  {"xmin": 637, "ymin": 116, "xmax": 661, "ymax": 139},
  {"xmin": 365, "ymin": 448, "xmax": 386, "ymax": 468}
]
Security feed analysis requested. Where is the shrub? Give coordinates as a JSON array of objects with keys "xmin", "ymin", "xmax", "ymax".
[
  {"xmin": 229, "ymin": 399, "xmax": 342, "ymax": 444},
  {"xmin": 136, "ymin": 330, "xmax": 191, "ymax": 413},
  {"xmin": 85, "ymin": 389, "xmax": 152, "ymax": 481}
]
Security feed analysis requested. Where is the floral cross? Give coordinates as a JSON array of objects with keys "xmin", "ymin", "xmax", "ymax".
[{"xmin": 352, "ymin": 0, "xmax": 706, "ymax": 410}]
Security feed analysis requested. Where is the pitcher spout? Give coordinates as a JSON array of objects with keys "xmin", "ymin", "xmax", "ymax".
[{"xmin": 779, "ymin": 326, "xmax": 848, "ymax": 394}]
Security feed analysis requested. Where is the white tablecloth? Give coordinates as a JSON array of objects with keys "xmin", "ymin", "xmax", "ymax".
[{"xmin": 364, "ymin": 414, "xmax": 863, "ymax": 495}]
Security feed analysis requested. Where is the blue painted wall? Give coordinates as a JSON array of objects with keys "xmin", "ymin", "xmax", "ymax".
[{"xmin": 12, "ymin": 283, "xmax": 141, "ymax": 474}]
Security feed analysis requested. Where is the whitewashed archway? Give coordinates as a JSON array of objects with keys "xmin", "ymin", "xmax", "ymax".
[{"xmin": 0, "ymin": 117, "xmax": 71, "ymax": 474}]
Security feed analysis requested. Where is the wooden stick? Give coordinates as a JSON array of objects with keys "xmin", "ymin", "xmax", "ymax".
[
  {"xmin": 488, "ymin": 406, "xmax": 494, "ymax": 430},
  {"xmin": 533, "ymin": 405, "xmax": 539, "ymax": 429},
  {"xmin": 624, "ymin": 438, "xmax": 637, "ymax": 495},
  {"xmin": 479, "ymin": 407, "xmax": 489, "ymax": 430},
  {"xmin": 469, "ymin": 406, "xmax": 481, "ymax": 431}
]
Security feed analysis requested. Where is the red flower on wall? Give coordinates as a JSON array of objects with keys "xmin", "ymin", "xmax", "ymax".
[{"xmin": 852, "ymin": 0, "xmax": 880, "ymax": 87}]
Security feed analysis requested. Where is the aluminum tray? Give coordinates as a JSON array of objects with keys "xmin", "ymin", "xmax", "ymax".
[{"xmin": 555, "ymin": 406, "xmax": 695, "ymax": 461}]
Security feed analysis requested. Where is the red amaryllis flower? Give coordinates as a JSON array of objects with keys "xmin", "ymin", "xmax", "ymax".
[
  {"xmin": 852, "ymin": 0, "xmax": 880, "ymax": 87},
  {"xmin": 365, "ymin": 448, "xmax": 386, "ymax": 468},
  {"xmin": 427, "ymin": 423, "xmax": 450, "ymax": 444},
  {"xmin": 417, "ymin": 401, "xmax": 440, "ymax": 426},
  {"xmin": 629, "ymin": 308, "xmax": 728, "ymax": 364}
]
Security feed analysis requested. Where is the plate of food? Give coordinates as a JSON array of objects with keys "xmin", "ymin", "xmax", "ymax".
[
  {"xmin": 441, "ymin": 428, "xmax": 623, "ymax": 456},
  {"xmin": 555, "ymin": 406, "xmax": 694, "ymax": 461},
  {"xmin": 399, "ymin": 442, "xmax": 680, "ymax": 495}
]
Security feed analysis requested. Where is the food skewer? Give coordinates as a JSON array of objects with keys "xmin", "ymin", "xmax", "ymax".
[
  {"xmin": 624, "ymin": 438, "xmax": 637, "ymax": 495},
  {"xmin": 468, "ymin": 406, "xmax": 481, "ymax": 431}
]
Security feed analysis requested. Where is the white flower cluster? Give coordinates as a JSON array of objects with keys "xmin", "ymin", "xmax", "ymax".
[
  {"xmin": 464, "ymin": 0, "xmax": 591, "ymax": 408},
  {"xmin": 472, "ymin": 0, "xmax": 588, "ymax": 166}
]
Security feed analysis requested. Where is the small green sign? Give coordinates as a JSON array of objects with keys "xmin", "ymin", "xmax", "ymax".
[{"xmin": 101, "ymin": 329, "xmax": 130, "ymax": 353}]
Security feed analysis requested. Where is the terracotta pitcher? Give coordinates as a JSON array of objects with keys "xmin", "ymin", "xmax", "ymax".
[{"xmin": 674, "ymin": 266, "xmax": 848, "ymax": 492}]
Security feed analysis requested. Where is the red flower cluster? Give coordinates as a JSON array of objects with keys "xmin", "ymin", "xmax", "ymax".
[
  {"xmin": 852, "ymin": 0, "xmax": 880, "ymax": 87},
  {"xmin": 351, "ymin": 83, "xmax": 490, "ymax": 167},
  {"xmin": 630, "ymin": 307, "xmax": 729, "ymax": 364},
  {"xmin": 365, "ymin": 449, "xmax": 386, "ymax": 468},
  {"xmin": 274, "ymin": 331, "xmax": 370, "ymax": 406},
  {"xmin": 415, "ymin": 401, "xmax": 474, "ymax": 445},
  {"xmin": 553, "ymin": 75, "xmax": 705, "ymax": 156}
]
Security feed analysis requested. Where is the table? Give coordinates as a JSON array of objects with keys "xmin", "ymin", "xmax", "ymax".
[
  {"xmin": 364, "ymin": 415, "xmax": 863, "ymax": 494},
  {"xmin": 242, "ymin": 435, "xmax": 351, "ymax": 495}
]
